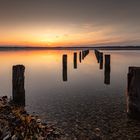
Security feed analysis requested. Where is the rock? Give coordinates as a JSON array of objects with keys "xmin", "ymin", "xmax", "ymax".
[
  {"xmin": 92, "ymin": 128, "xmax": 102, "ymax": 140},
  {"xmin": 95, "ymin": 128, "xmax": 101, "ymax": 136}
]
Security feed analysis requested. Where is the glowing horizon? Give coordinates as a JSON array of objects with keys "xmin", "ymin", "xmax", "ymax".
[{"xmin": 1, "ymin": 23, "xmax": 140, "ymax": 47}]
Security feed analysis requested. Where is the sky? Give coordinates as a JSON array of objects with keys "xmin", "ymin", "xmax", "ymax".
[{"xmin": 0, "ymin": 0, "xmax": 140, "ymax": 47}]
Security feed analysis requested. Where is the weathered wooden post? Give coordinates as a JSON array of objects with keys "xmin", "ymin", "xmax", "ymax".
[
  {"xmin": 62, "ymin": 55, "xmax": 67, "ymax": 81},
  {"xmin": 127, "ymin": 67, "xmax": 140, "ymax": 119},
  {"xmin": 94, "ymin": 50, "xmax": 100, "ymax": 63},
  {"xmin": 12, "ymin": 65, "xmax": 25, "ymax": 106},
  {"xmin": 99, "ymin": 52, "xmax": 103, "ymax": 69},
  {"xmin": 85, "ymin": 50, "xmax": 89, "ymax": 58},
  {"xmin": 82, "ymin": 51, "xmax": 85, "ymax": 60},
  {"xmin": 79, "ymin": 51, "xmax": 82, "ymax": 63},
  {"xmin": 81, "ymin": 50, "xmax": 89, "ymax": 60},
  {"xmin": 74, "ymin": 52, "xmax": 77, "ymax": 69},
  {"xmin": 104, "ymin": 55, "xmax": 111, "ymax": 85}
]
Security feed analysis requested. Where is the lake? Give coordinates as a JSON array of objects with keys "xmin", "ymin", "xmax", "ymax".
[{"xmin": 0, "ymin": 49, "xmax": 140, "ymax": 139}]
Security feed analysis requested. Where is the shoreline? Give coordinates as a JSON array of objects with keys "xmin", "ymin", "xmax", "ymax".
[
  {"xmin": 0, "ymin": 96, "xmax": 63, "ymax": 140},
  {"xmin": 0, "ymin": 96, "xmax": 103, "ymax": 140}
]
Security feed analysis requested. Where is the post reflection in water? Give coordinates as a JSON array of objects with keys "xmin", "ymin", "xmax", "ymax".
[
  {"xmin": 104, "ymin": 54, "xmax": 111, "ymax": 85},
  {"xmin": 62, "ymin": 54, "xmax": 68, "ymax": 81},
  {"xmin": 74, "ymin": 52, "xmax": 77, "ymax": 69},
  {"xmin": 12, "ymin": 65, "xmax": 25, "ymax": 106}
]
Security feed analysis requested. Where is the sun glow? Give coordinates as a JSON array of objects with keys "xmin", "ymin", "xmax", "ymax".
[{"xmin": 0, "ymin": 24, "xmax": 136, "ymax": 47}]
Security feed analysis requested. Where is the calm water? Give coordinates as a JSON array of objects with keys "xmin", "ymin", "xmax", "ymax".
[{"xmin": 0, "ymin": 50, "xmax": 140, "ymax": 138}]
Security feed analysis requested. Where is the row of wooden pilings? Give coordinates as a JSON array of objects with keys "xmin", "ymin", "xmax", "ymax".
[
  {"xmin": 94, "ymin": 50, "xmax": 140, "ymax": 119},
  {"xmin": 12, "ymin": 50, "xmax": 89, "ymax": 104},
  {"xmin": 12, "ymin": 57, "xmax": 140, "ymax": 119},
  {"xmin": 62, "ymin": 50, "xmax": 89, "ymax": 81},
  {"xmin": 63, "ymin": 49, "xmax": 110, "ymax": 84}
]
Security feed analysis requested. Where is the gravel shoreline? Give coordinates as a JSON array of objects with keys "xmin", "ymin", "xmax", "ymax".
[
  {"xmin": 29, "ymin": 92, "xmax": 140, "ymax": 140},
  {"xmin": 0, "ymin": 96, "xmax": 63, "ymax": 140},
  {"xmin": 1, "ymin": 94, "xmax": 140, "ymax": 140},
  {"xmin": 0, "ymin": 96, "xmax": 103, "ymax": 140}
]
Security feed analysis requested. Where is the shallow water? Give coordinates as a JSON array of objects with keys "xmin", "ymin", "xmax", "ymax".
[{"xmin": 0, "ymin": 50, "xmax": 140, "ymax": 139}]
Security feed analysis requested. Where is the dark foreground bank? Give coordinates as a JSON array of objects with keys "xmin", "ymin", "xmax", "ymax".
[
  {"xmin": 0, "ymin": 96, "xmax": 103, "ymax": 140},
  {"xmin": 0, "ymin": 96, "xmax": 63, "ymax": 140}
]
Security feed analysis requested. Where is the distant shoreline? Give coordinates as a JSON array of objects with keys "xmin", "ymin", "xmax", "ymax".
[{"xmin": 0, "ymin": 46, "xmax": 140, "ymax": 51}]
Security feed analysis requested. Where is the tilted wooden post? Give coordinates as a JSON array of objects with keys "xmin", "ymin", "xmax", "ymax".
[
  {"xmin": 127, "ymin": 67, "xmax": 140, "ymax": 119},
  {"xmin": 12, "ymin": 65, "xmax": 25, "ymax": 106},
  {"xmin": 82, "ymin": 51, "xmax": 85, "ymax": 60},
  {"xmin": 104, "ymin": 55, "xmax": 111, "ymax": 85},
  {"xmin": 85, "ymin": 50, "xmax": 89, "ymax": 58},
  {"xmin": 74, "ymin": 52, "xmax": 77, "ymax": 69},
  {"xmin": 82, "ymin": 50, "xmax": 89, "ymax": 60},
  {"xmin": 62, "ymin": 55, "xmax": 67, "ymax": 81},
  {"xmin": 94, "ymin": 49, "xmax": 100, "ymax": 63}
]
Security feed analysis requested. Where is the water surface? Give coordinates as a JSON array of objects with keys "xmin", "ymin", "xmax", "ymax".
[{"xmin": 0, "ymin": 50, "xmax": 140, "ymax": 139}]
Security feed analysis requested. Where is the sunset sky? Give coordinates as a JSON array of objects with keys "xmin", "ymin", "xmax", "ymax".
[{"xmin": 0, "ymin": 0, "xmax": 140, "ymax": 47}]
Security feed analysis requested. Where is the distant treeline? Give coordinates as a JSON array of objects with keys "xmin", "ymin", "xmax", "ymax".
[{"xmin": 0, "ymin": 46, "xmax": 140, "ymax": 51}]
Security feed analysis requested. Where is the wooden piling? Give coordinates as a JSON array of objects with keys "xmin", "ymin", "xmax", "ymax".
[
  {"xmin": 79, "ymin": 52, "xmax": 82, "ymax": 63},
  {"xmin": 74, "ymin": 52, "xmax": 77, "ymax": 69},
  {"xmin": 94, "ymin": 50, "xmax": 100, "ymax": 63},
  {"xmin": 12, "ymin": 65, "xmax": 25, "ymax": 106},
  {"xmin": 62, "ymin": 55, "xmax": 67, "ymax": 81},
  {"xmin": 127, "ymin": 67, "xmax": 140, "ymax": 119},
  {"xmin": 104, "ymin": 55, "xmax": 111, "ymax": 85},
  {"xmin": 82, "ymin": 51, "xmax": 84, "ymax": 60},
  {"xmin": 82, "ymin": 50, "xmax": 89, "ymax": 60},
  {"xmin": 99, "ymin": 52, "xmax": 103, "ymax": 69}
]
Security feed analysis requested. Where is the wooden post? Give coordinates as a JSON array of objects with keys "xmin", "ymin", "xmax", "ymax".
[
  {"xmin": 82, "ymin": 50, "xmax": 89, "ymax": 60},
  {"xmin": 127, "ymin": 67, "xmax": 140, "ymax": 119},
  {"xmin": 74, "ymin": 52, "xmax": 77, "ymax": 69},
  {"xmin": 104, "ymin": 55, "xmax": 111, "ymax": 85},
  {"xmin": 12, "ymin": 65, "xmax": 25, "ymax": 106},
  {"xmin": 82, "ymin": 51, "xmax": 84, "ymax": 60},
  {"xmin": 85, "ymin": 50, "xmax": 89, "ymax": 58},
  {"xmin": 62, "ymin": 55, "xmax": 67, "ymax": 81},
  {"xmin": 99, "ymin": 52, "xmax": 103, "ymax": 70},
  {"xmin": 94, "ymin": 50, "xmax": 100, "ymax": 63},
  {"xmin": 79, "ymin": 51, "xmax": 82, "ymax": 63}
]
